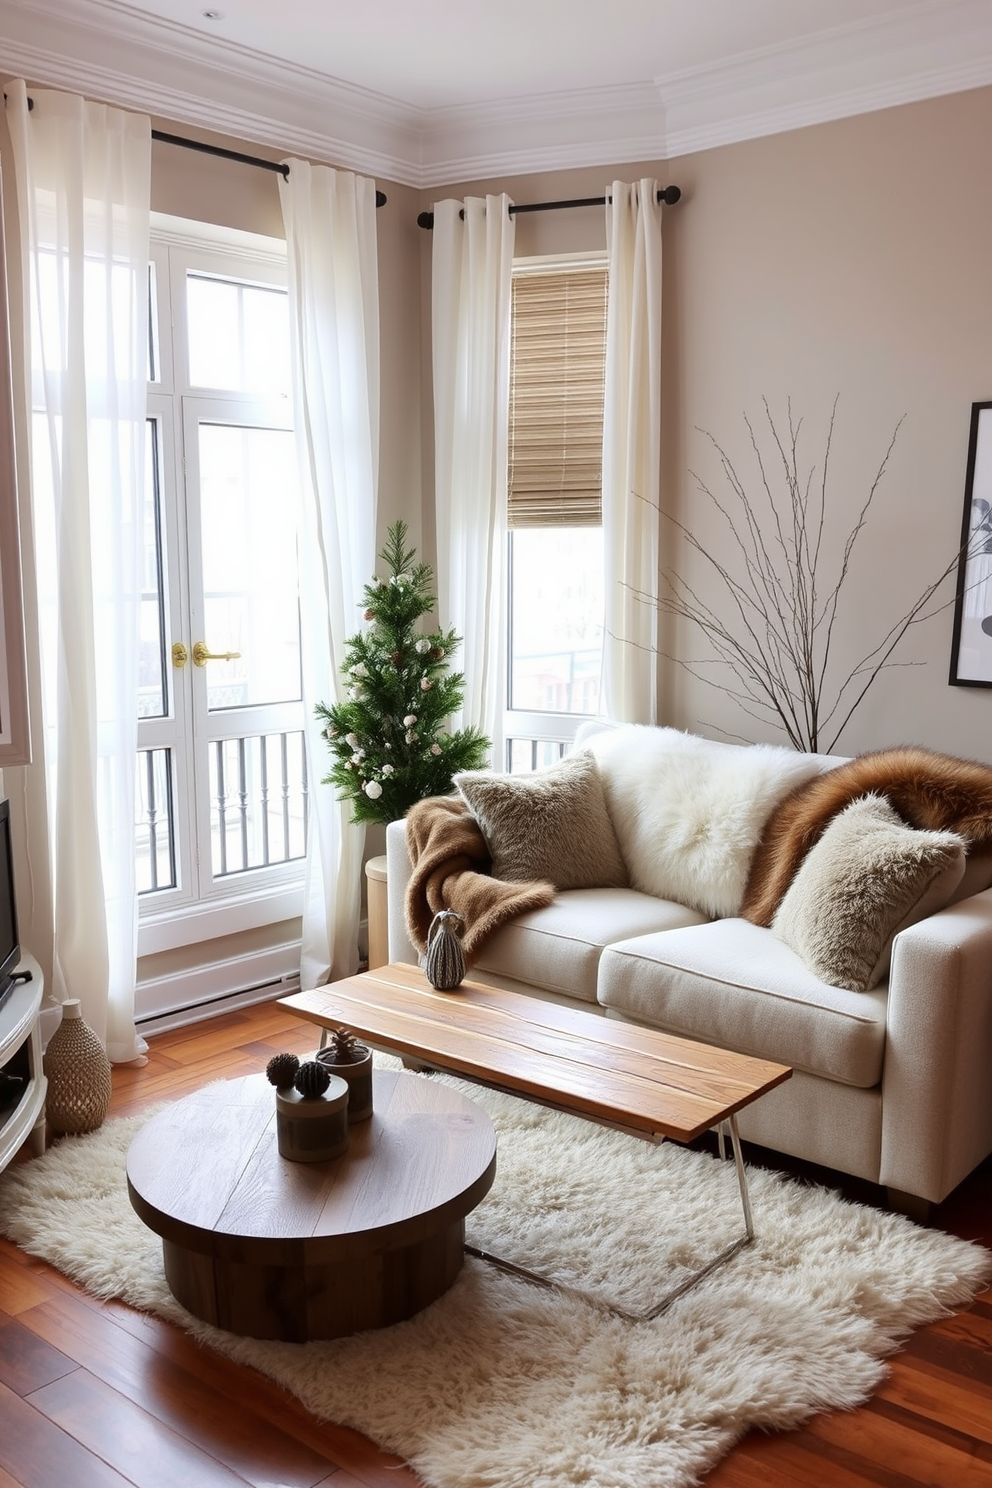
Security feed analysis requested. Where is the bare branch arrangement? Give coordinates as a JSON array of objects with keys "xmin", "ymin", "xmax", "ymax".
[{"xmin": 654, "ymin": 399, "xmax": 965, "ymax": 754}]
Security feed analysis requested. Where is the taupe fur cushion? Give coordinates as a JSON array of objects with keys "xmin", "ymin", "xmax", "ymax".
[
  {"xmin": 743, "ymin": 745, "xmax": 992, "ymax": 926},
  {"xmin": 771, "ymin": 793, "xmax": 966, "ymax": 991},
  {"xmin": 454, "ymin": 751, "xmax": 628, "ymax": 891}
]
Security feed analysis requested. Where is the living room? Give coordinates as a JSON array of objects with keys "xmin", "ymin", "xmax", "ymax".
[{"xmin": 2, "ymin": 3, "xmax": 992, "ymax": 1485}]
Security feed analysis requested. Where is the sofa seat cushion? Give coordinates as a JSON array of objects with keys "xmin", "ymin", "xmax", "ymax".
[
  {"xmin": 471, "ymin": 888, "xmax": 709, "ymax": 1004},
  {"xmin": 597, "ymin": 920, "xmax": 887, "ymax": 1086}
]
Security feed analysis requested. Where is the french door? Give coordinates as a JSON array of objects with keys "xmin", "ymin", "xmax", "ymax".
[{"xmin": 136, "ymin": 224, "xmax": 307, "ymax": 1003}]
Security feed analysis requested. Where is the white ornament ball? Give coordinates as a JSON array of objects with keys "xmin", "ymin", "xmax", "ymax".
[
  {"xmin": 431, "ymin": 743, "xmax": 442, "ymax": 756},
  {"xmin": 415, "ymin": 638, "xmax": 431, "ymax": 654},
  {"xmin": 364, "ymin": 780, "xmax": 383, "ymax": 799},
  {"xmin": 403, "ymin": 714, "xmax": 418, "ymax": 727},
  {"xmin": 381, "ymin": 763, "xmax": 394, "ymax": 775},
  {"xmin": 345, "ymin": 732, "xmax": 359, "ymax": 748}
]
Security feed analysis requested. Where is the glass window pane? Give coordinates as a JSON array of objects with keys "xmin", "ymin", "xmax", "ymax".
[
  {"xmin": 138, "ymin": 419, "xmax": 167, "ymax": 719},
  {"xmin": 147, "ymin": 261, "xmax": 159, "ymax": 384},
  {"xmin": 198, "ymin": 422, "xmax": 301, "ymax": 710},
  {"xmin": 186, "ymin": 273, "xmax": 291, "ymax": 396},
  {"xmin": 509, "ymin": 527, "xmax": 604, "ymax": 715},
  {"xmin": 32, "ymin": 249, "xmax": 146, "ymax": 409},
  {"xmin": 505, "ymin": 738, "xmax": 567, "ymax": 773}
]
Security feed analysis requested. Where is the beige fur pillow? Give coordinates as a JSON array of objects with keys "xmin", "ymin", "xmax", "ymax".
[
  {"xmin": 771, "ymin": 793, "xmax": 966, "ymax": 991},
  {"xmin": 454, "ymin": 751, "xmax": 628, "ymax": 890}
]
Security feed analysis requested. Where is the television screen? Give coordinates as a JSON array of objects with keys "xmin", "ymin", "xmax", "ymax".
[{"xmin": 0, "ymin": 799, "xmax": 20, "ymax": 1015}]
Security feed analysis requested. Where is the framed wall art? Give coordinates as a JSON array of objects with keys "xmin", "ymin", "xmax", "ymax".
[{"xmin": 949, "ymin": 401, "xmax": 992, "ymax": 688}]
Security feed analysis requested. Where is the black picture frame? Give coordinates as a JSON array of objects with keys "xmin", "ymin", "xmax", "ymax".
[{"xmin": 949, "ymin": 401, "xmax": 992, "ymax": 688}]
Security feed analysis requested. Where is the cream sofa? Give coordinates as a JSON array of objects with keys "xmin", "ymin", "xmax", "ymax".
[{"xmin": 385, "ymin": 725, "xmax": 992, "ymax": 1211}]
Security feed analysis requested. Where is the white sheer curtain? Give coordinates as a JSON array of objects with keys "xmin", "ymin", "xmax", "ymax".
[
  {"xmin": 431, "ymin": 195, "xmax": 514, "ymax": 762},
  {"xmin": 6, "ymin": 81, "xmax": 149, "ymax": 1062},
  {"xmin": 602, "ymin": 179, "xmax": 664, "ymax": 724},
  {"xmin": 279, "ymin": 162, "xmax": 379, "ymax": 987}
]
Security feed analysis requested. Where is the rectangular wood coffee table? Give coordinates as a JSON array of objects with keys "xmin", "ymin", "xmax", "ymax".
[{"xmin": 279, "ymin": 962, "xmax": 792, "ymax": 1318}]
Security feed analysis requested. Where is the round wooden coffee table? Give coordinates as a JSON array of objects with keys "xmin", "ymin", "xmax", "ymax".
[{"xmin": 125, "ymin": 1068, "xmax": 497, "ymax": 1342}]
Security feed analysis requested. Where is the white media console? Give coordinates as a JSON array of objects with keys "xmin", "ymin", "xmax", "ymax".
[{"xmin": 0, "ymin": 953, "xmax": 46, "ymax": 1173}]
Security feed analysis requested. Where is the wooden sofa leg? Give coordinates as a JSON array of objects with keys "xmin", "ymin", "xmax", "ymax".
[{"xmin": 886, "ymin": 1188, "xmax": 932, "ymax": 1224}]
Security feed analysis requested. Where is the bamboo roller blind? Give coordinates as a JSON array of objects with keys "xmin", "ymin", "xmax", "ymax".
[{"xmin": 508, "ymin": 264, "xmax": 608, "ymax": 528}]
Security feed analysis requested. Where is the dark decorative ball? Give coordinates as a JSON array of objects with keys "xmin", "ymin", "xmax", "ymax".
[
  {"xmin": 266, "ymin": 1052, "xmax": 300, "ymax": 1088},
  {"xmin": 294, "ymin": 1059, "xmax": 332, "ymax": 1099}
]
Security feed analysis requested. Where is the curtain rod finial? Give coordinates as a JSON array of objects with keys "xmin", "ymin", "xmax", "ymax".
[{"xmin": 417, "ymin": 210, "xmax": 435, "ymax": 230}]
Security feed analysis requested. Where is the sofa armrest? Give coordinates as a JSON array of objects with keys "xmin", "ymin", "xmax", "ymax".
[
  {"xmin": 880, "ymin": 887, "xmax": 992, "ymax": 1202},
  {"xmin": 385, "ymin": 818, "xmax": 420, "ymax": 966}
]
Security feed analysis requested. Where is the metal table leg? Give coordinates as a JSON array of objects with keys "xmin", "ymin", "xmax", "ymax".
[{"xmin": 466, "ymin": 1112, "xmax": 756, "ymax": 1322}]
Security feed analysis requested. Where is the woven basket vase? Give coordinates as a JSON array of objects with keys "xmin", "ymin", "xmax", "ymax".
[
  {"xmin": 425, "ymin": 910, "xmax": 466, "ymax": 991},
  {"xmin": 43, "ymin": 999, "xmax": 113, "ymax": 1135}
]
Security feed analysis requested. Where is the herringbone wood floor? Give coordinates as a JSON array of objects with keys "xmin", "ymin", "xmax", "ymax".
[{"xmin": 1, "ymin": 997, "xmax": 990, "ymax": 1488}]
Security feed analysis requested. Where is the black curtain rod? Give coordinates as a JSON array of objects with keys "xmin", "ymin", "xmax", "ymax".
[
  {"xmin": 7, "ymin": 99, "xmax": 387, "ymax": 207},
  {"xmin": 153, "ymin": 130, "xmax": 387, "ymax": 207},
  {"xmin": 152, "ymin": 129, "xmax": 290, "ymax": 179},
  {"xmin": 416, "ymin": 185, "xmax": 680, "ymax": 230}
]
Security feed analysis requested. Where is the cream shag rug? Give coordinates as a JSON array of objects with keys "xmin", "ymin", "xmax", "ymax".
[{"xmin": 1, "ymin": 1068, "xmax": 989, "ymax": 1488}]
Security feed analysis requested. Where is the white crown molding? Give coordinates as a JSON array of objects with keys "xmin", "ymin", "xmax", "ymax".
[
  {"xmin": 654, "ymin": 0, "xmax": 992, "ymax": 160},
  {"xmin": 420, "ymin": 82, "xmax": 667, "ymax": 188},
  {"xmin": 2, "ymin": 0, "xmax": 992, "ymax": 187},
  {"xmin": 0, "ymin": 0, "xmax": 426, "ymax": 184}
]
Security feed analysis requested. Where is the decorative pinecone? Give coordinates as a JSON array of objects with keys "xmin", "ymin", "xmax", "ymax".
[
  {"xmin": 294, "ymin": 1059, "xmax": 332, "ymax": 1099},
  {"xmin": 326, "ymin": 1027, "xmax": 367, "ymax": 1064},
  {"xmin": 266, "ymin": 1052, "xmax": 300, "ymax": 1088}
]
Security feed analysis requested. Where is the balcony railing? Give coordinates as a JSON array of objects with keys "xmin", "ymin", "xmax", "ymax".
[{"xmin": 136, "ymin": 730, "xmax": 308, "ymax": 895}]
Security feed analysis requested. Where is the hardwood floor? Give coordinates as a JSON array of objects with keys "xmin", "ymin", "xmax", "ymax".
[{"xmin": 1, "ymin": 997, "xmax": 990, "ymax": 1488}]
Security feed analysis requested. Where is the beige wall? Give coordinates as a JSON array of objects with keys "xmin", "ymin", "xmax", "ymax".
[{"xmin": 426, "ymin": 85, "xmax": 992, "ymax": 761}]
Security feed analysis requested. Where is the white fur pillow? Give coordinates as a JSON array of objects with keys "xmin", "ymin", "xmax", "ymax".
[{"xmin": 585, "ymin": 726, "xmax": 829, "ymax": 918}]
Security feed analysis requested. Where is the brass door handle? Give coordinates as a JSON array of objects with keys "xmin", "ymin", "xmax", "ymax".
[
  {"xmin": 172, "ymin": 641, "xmax": 188, "ymax": 668},
  {"xmin": 192, "ymin": 641, "xmax": 241, "ymax": 667}
]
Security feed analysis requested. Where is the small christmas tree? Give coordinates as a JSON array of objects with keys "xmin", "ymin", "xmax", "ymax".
[{"xmin": 316, "ymin": 521, "xmax": 490, "ymax": 826}]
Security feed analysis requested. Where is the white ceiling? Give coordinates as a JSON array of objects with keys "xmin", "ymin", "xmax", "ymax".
[
  {"xmin": 97, "ymin": 0, "xmax": 944, "ymax": 112},
  {"xmin": 3, "ymin": 0, "xmax": 992, "ymax": 184}
]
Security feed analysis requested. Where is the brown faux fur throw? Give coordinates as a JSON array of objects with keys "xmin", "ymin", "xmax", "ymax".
[
  {"xmin": 741, "ymin": 746, "xmax": 992, "ymax": 927},
  {"xmin": 404, "ymin": 795, "xmax": 556, "ymax": 962}
]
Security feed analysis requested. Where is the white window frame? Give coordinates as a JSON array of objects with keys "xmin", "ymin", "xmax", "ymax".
[
  {"xmin": 138, "ymin": 214, "xmax": 305, "ymax": 959},
  {"xmin": 503, "ymin": 251, "xmax": 608, "ymax": 768}
]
